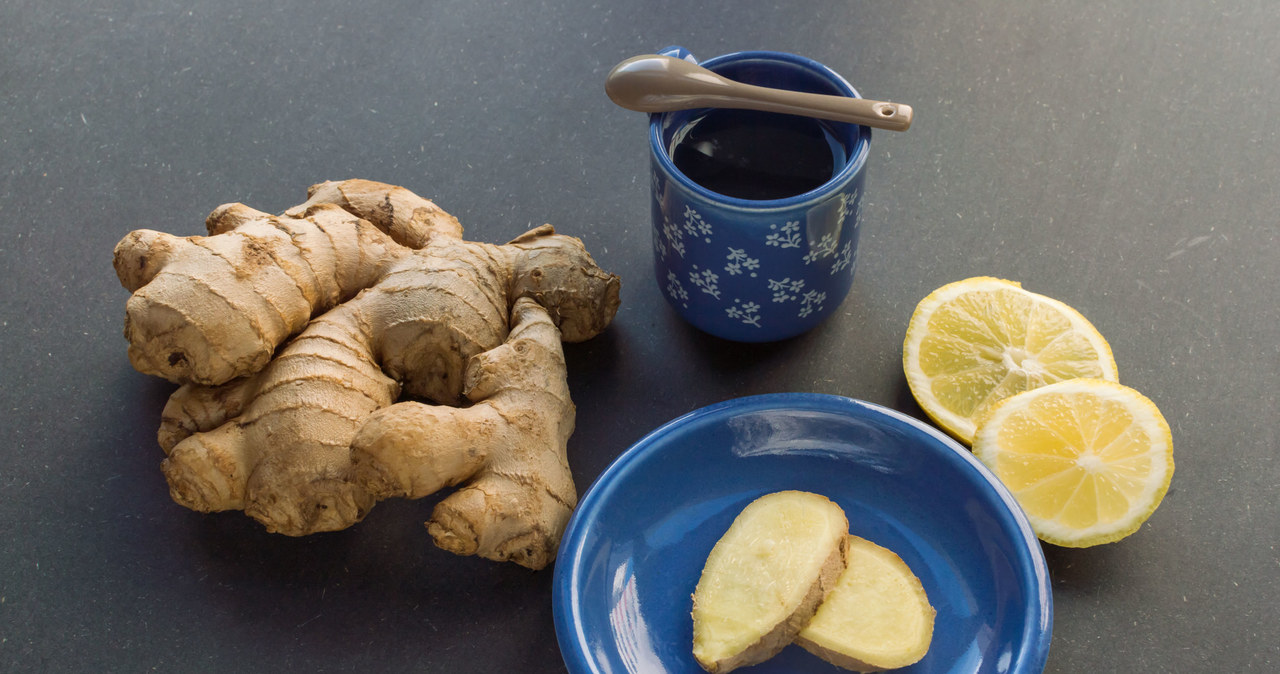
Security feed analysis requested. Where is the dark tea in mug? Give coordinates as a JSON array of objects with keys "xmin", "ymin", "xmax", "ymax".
[{"xmin": 668, "ymin": 109, "xmax": 850, "ymax": 201}]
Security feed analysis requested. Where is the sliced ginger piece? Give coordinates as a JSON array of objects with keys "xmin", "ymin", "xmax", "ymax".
[
  {"xmin": 797, "ymin": 535, "xmax": 935, "ymax": 672},
  {"xmin": 691, "ymin": 491, "xmax": 849, "ymax": 673}
]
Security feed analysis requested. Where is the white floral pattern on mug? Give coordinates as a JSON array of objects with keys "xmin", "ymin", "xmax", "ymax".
[
  {"xmin": 764, "ymin": 221, "xmax": 803, "ymax": 248},
  {"xmin": 653, "ymin": 193, "xmax": 861, "ymax": 332},
  {"xmin": 684, "ymin": 205, "xmax": 713, "ymax": 243},
  {"xmin": 725, "ymin": 299, "xmax": 762, "ymax": 327},
  {"xmin": 724, "ymin": 247, "xmax": 760, "ymax": 277}
]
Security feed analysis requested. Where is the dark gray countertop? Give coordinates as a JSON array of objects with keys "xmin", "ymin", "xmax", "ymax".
[{"xmin": 2, "ymin": 1, "xmax": 1276, "ymax": 671}]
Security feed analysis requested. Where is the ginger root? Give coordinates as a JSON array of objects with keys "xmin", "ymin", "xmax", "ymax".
[{"xmin": 114, "ymin": 180, "xmax": 620, "ymax": 569}]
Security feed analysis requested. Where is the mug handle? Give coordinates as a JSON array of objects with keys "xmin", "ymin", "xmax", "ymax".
[{"xmin": 656, "ymin": 45, "xmax": 698, "ymax": 64}]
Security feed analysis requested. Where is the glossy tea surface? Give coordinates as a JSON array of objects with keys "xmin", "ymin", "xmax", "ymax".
[{"xmin": 669, "ymin": 109, "xmax": 848, "ymax": 201}]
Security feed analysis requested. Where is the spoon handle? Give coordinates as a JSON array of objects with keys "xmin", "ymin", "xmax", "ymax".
[{"xmin": 708, "ymin": 83, "xmax": 913, "ymax": 132}]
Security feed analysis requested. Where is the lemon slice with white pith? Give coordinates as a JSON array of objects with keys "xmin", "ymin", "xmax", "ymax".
[
  {"xmin": 903, "ymin": 277, "xmax": 1118, "ymax": 445},
  {"xmin": 972, "ymin": 378, "xmax": 1174, "ymax": 547}
]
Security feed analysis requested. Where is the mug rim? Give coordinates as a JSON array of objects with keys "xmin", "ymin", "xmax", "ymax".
[{"xmin": 648, "ymin": 50, "xmax": 872, "ymax": 213}]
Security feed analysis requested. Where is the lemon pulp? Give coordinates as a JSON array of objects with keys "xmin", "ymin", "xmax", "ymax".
[
  {"xmin": 904, "ymin": 277, "xmax": 1118, "ymax": 444},
  {"xmin": 973, "ymin": 379, "xmax": 1174, "ymax": 547}
]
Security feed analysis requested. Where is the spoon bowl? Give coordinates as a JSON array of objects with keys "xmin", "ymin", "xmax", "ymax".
[{"xmin": 606, "ymin": 54, "xmax": 913, "ymax": 132}]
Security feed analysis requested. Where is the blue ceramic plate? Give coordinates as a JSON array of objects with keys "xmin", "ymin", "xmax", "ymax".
[{"xmin": 553, "ymin": 393, "xmax": 1051, "ymax": 674}]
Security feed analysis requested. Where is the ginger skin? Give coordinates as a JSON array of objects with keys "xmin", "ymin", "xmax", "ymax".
[
  {"xmin": 114, "ymin": 180, "xmax": 620, "ymax": 568},
  {"xmin": 351, "ymin": 297, "xmax": 577, "ymax": 570}
]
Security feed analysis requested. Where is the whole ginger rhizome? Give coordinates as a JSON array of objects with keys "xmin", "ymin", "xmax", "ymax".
[{"xmin": 114, "ymin": 179, "xmax": 620, "ymax": 569}]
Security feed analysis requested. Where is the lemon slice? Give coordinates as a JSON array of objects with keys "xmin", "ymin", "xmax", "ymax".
[
  {"xmin": 903, "ymin": 277, "xmax": 1118, "ymax": 444},
  {"xmin": 972, "ymin": 379, "xmax": 1174, "ymax": 547}
]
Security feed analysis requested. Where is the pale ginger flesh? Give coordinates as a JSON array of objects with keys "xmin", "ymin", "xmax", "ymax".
[
  {"xmin": 691, "ymin": 491, "xmax": 849, "ymax": 674},
  {"xmin": 796, "ymin": 535, "xmax": 936, "ymax": 672},
  {"xmin": 114, "ymin": 180, "xmax": 620, "ymax": 569}
]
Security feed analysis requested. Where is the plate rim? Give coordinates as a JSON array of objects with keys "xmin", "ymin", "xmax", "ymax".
[{"xmin": 552, "ymin": 392, "xmax": 1053, "ymax": 674}]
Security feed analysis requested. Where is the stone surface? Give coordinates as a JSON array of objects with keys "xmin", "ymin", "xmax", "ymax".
[{"xmin": 1, "ymin": 0, "xmax": 1276, "ymax": 671}]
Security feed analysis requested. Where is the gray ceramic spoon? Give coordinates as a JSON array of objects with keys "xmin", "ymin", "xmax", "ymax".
[{"xmin": 605, "ymin": 54, "xmax": 913, "ymax": 132}]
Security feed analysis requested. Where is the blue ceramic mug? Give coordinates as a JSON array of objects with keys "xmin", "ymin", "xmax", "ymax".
[{"xmin": 649, "ymin": 47, "xmax": 871, "ymax": 342}]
